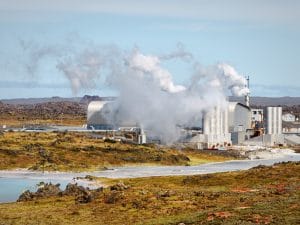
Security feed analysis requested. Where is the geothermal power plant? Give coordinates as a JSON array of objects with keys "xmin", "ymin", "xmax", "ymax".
[{"xmin": 86, "ymin": 78, "xmax": 288, "ymax": 149}]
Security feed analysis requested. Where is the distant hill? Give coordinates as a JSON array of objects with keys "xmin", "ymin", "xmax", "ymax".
[
  {"xmin": 0, "ymin": 96, "xmax": 81, "ymax": 105},
  {"xmin": 229, "ymin": 96, "xmax": 300, "ymax": 107},
  {"xmin": 0, "ymin": 95, "xmax": 116, "ymax": 105},
  {"xmin": 1, "ymin": 95, "xmax": 300, "ymax": 106}
]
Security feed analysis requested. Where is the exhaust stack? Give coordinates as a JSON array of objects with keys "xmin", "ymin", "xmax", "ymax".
[{"xmin": 245, "ymin": 76, "xmax": 250, "ymax": 107}]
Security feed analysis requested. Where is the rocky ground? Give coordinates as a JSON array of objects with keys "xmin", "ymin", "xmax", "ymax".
[{"xmin": 0, "ymin": 100, "xmax": 86, "ymax": 126}]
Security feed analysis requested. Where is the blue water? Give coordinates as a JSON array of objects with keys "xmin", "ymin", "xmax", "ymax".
[
  {"xmin": 0, "ymin": 153, "xmax": 299, "ymax": 203},
  {"xmin": 0, "ymin": 178, "xmax": 69, "ymax": 203}
]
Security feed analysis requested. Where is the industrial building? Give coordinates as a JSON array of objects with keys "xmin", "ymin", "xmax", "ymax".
[
  {"xmin": 282, "ymin": 113, "xmax": 296, "ymax": 122},
  {"xmin": 228, "ymin": 102, "xmax": 251, "ymax": 145},
  {"xmin": 87, "ymin": 76, "xmax": 293, "ymax": 148},
  {"xmin": 87, "ymin": 101, "xmax": 113, "ymax": 130},
  {"xmin": 87, "ymin": 101, "xmax": 137, "ymax": 130},
  {"xmin": 251, "ymin": 109, "xmax": 264, "ymax": 123},
  {"xmin": 228, "ymin": 102, "xmax": 251, "ymax": 132}
]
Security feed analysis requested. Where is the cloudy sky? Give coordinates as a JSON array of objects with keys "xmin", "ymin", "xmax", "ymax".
[{"xmin": 0, "ymin": 0, "xmax": 299, "ymax": 98}]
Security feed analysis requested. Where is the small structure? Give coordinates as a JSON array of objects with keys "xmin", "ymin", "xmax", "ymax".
[
  {"xmin": 251, "ymin": 109, "xmax": 264, "ymax": 123},
  {"xmin": 282, "ymin": 121, "xmax": 300, "ymax": 134},
  {"xmin": 282, "ymin": 113, "xmax": 296, "ymax": 122},
  {"xmin": 137, "ymin": 128, "xmax": 147, "ymax": 144}
]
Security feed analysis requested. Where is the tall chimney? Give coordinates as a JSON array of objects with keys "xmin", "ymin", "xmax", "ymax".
[{"xmin": 245, "ymin": 76, "xmax": 250, "ymax": 107}]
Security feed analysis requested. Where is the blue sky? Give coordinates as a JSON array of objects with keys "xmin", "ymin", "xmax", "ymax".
[{"xmin": 0, "ymin": 0, "xmax": 299, "ymax": 98}]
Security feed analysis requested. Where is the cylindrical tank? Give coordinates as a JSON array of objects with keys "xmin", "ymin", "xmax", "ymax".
[{"xmin": 203, "ymin": 106, "xmax": 228, "ymax": 135}]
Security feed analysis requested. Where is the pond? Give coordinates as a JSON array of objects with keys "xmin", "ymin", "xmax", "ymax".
[{"xmin": 1, "ymin": 152, "xmax": 299, "ymax": 203}]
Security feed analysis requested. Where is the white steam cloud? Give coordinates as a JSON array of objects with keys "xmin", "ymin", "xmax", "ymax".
[
  {"xmin": 127, "ymin": 50, "xmax": 186, "ymax": 93},
  {"xmin": 21, "ymin": 41, "xmax": 249, "ymax": 143},
  {"xmin": 217, "ymin": 63, "xmax": 249, "ymax": 96},
  {"xmin": 56, "ymin": 50, "xmax": 104, "ymax": 94}
]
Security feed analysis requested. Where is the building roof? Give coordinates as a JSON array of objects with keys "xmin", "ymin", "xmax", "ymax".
[{"xmin": 228, "ymin": 102, "xmax": 251, "ymax": 112}]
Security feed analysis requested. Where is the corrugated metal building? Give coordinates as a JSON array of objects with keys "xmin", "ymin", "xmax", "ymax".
[
  {"xmin": 228, "ymin": 102, "xmax": 251, "ymax": 145},
  {"xmin": 87, "ymin": 101, "xmax": 114, "ymax": 130},
  {"xmin": 228, "ymin": 102, "xmax": 251, "ymax": 132},
  {"xmin": 87, "ymin": 100, "xmax": 140, "ymax": 130}
]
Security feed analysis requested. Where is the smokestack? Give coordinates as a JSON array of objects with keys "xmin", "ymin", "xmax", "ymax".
[{"xmin": 245, "ymin": 76, "xmax": 250, "ymax": 107}]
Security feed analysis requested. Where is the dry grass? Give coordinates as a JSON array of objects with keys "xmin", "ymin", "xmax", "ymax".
[
  {"xmin": 0, "ymin": 132, "xmax": 233, "ymax": 171},
  {"xmin": 0, "ymin": 117, "xmax": 85, "ymax": 127},
  {"xmin": 0, "ymin": 162, "xmax": 299, "ymax": 225}
]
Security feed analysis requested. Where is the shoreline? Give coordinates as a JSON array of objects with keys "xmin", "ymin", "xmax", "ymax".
[
  {"xmin": 0, "ymin": 150, "xmax": 299, "ymax": 180},
  {"xmin": 0, "ymin": 148, "xmax": 296, "ymax": 174},
  {"xmin": 0, "ymin": 152, "xmax": 299, "ymax": 204}
]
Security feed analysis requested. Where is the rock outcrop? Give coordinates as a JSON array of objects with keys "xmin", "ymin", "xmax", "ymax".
[{"xmin": 18, "ymin": 182, "xmax": 103, "ymax": 204}]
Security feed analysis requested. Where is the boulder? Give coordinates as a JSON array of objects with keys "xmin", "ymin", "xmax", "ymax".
[
  {"xmin": 17, "ymin": 182, "xmax": 103, "ymax": 203},
  {"xmin": 62, "ymin": 183, "xmax": 89, "ymax": 196},
  {"xmin": 62, "ymin": 183, "xmax": 103, "ymax": 204},
  {"xmin": 104, "ymin": 190, "xmax": 124, "ymax": 204},
  {"xmin": 110, "ymin": 182, "xmax": 130, "ymax": 191},
  {"xmin": 17, "ymin": 190, "xmax": 35, "ymax": 202},
  {"xmin": 35, "ymin": 183, "xmax": 61, "ymax": 197},
  {"xmin": 17, "ymin": 183, "xmax": 61, "ymax": 202}
]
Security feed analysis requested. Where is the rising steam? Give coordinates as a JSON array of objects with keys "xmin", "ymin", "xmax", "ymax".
[
  {"xmin": 127, "ymin": 50, "xmax": 186, "ymax": 93},
  {"xmin": 21, "ymin": 41, "xmax": 249, "ymax": 143}
]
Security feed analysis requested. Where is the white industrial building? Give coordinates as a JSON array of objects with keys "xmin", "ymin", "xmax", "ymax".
[
  {"xmin": 251, "ymin": 109, "xmax": 263, "ymax": 123},
  {"xmin": 228, "ymin": 102, "xmax": 251, "ymax": 132},
  {"xmin": 87, "ymin": 101, "xmax": 137, "ymax": 130},
  {"xmin": 228, "ymin": 102, "xmax": 251, "ymax": 144},
  {"xmin": 282, "ymin": 113, "xmax": 296, "ymax": 122},
  {"xmin": 87, "ymin": 99, "xmax": 287, "ymax": 148},
  {"xmin": 87, "ymin": 101, "xmax": 114, "ymax": 130}
]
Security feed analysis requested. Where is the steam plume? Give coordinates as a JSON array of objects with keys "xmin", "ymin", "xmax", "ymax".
[
  {"xmin": 126, "ymin": 50, "xmax": 186, "ymax": 93},
  {"xmin": 21, "ymin": 41, "xmax": 249, "ymax": 143}
]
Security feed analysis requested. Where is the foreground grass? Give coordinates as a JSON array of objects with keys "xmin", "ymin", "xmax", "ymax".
[
  {"xmin": 0, "ymin": 162, "xmax": 299, "ymax": 225},
  {"xmin": 0, "ymin": 132, "xmax": 232, "ymax": 171}
]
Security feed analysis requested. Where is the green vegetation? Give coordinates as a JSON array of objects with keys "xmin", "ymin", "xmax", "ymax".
[
  {"xmin": 0, "ymin": 132, "xmax": 232, "ymax": 171},
  {"xmin": 0, "ymin": 162, "xmax": 299, "ymax": 224}
]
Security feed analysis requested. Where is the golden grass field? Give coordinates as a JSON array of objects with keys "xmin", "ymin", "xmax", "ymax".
[
  {"xmin": 0, "ymin": 116, "xmax": 85, "ymax": 127},
  {"xmin": 0, "ymin": 131, "xmax": 233, "ymax": 171}
]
